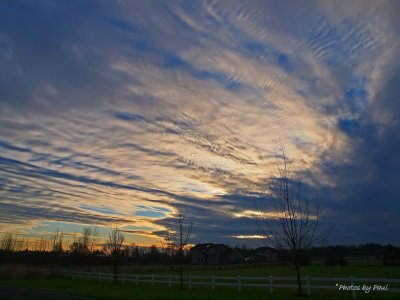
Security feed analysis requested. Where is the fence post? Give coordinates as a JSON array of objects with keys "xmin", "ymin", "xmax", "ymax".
[
  {"xmin": 189, "ymin": 274, "xmax": 192, "ymax": 289},
  {"xmin": 151, "ymin": 274, "xmax": 154, "ymax": 286},
  {"xmin": 122, "ymin": 273, "xmax": 125, "ymax": 284},
  {"xmin": 168, "ymin": 274, "xmax": 172, "ymax": 287},
  {"xmin": 88, "ymin": 271, "xmax": 91, "ymax": 280},
  {"xmin": 351, "ymin": 276, "xmax": 357, "ymax": 299},
  {"xmin": 98, "ymin": 272, "xmax": 101, "ymax": 282},
  {"xmin": 237, "ymin": 275, "xmax": 242, "ymax": 292},
  {"xmin": 136, "ymin": 274, "xmax": 139, "ymax": 285},
  {"xmin": 211, "ymin": 274, "xmax": 215, "ymax": 290},
  {"xmin": 109, "ymin": 273, "xmax": 112, "ymax": 282},
  {"xmin": 305, "ymin": 276, "xmax": 311, "ymax": 296},
  {"xmin": 269, "ymin": 276, "xmax": 273, "ymax": 294}
]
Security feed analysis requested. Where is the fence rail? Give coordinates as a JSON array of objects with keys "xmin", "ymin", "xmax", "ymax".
[{"xmin": 63, "ymin": 270, "xmax": 400, "ymax": 299}]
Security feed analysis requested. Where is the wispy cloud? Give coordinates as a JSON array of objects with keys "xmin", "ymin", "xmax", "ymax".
[{"xmin": 0, "ymin": 0, "xmax": 399, "ymax": 245}]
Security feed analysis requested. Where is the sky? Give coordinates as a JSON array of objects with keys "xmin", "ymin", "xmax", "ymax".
[{"xmin": 0, "ymin": 0, "xmax": 399, "ymax": 247}]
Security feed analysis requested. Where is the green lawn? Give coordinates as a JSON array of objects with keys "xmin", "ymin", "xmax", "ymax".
[
  {"xmin": 179, "ymin": 265, "xmax": 400, "ymax": 278},
  {"xmin": 1, "ymin": 265, "xmax": 399, "ymax": 300},
  {"xmin": 0, "ymin": 277, "xmax": 399, "ymax": 300},
  {"xmin": 0, "ymin": 266, "xmax": 400, "ymax": 300},
  {"xmin": 71, "ymin": 264, "xmax": 400, "ymax": 280}
]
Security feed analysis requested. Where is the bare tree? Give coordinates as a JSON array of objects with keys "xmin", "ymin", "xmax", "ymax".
[
  {"xmin": 164, "ymin": 209, "xmax": 193, "ymax": 290},
  {"xmin": 14, "ymin": 236, "xmax": 26, "ymax": 252},
  {"xmin": 51, "ymin": 229, "xmax": 64, "ymax": 253},
  {"xmin": 0, "ymin": 234, "xmax": 28, "ymax": 252},
  {"xmin": 105, "ymin": 226, "xmax": 125, "ymax": 284},
  {"xmin": 37, "ymin": 235, "xmax": 49, "ymax": 252},
  {"xmin": 70, "ymin": 226, "xmax": 98, "ymax": 255},
  {"xmin": 259, "ymin": 146, "xmax": 329, "ymax": 295},
  {"xmin": 83, "ymin": 226, "xmax": 98, "ymax": 253},
  {"xmin": 0, "ymin": 233, "xmax": 15, "ymax": 252}
]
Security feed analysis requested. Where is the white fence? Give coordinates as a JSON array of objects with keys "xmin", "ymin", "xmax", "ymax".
[{"xmin": 63, "ymin": 270, "xmax": 400, "ymax": 299}]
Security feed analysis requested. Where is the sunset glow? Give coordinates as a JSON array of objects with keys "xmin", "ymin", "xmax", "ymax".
[{"xmin": 1, "ymin": 0, "xmax": 399, "ymax": 247}]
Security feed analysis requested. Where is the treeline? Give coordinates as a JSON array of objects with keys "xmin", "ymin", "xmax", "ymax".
[
  {"xmin": 1, "ymin": 230, "xmax": 399, "ymax": 266},
  {"xmin": 308, "ymin": 243, "xmax": 400, "ymax": 265},
  {"xmin": 0, "ymin": 244, "xmax": 173, "ymax": 266},
  {"xmin": 0, "ymin": 227, "xmax": 179, "ymax": 266},
  {"xmin": 1, "ymin": 227, "xmax": 133, "ymax": 255}
]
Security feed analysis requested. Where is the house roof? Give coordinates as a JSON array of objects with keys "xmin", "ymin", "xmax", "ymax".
[
  {"xmin": 190, "ymin": 243, "xmax": 229, "ymax": 251},
  {"xmin": 255, "ymin": 246, "xmax": 277, "ymax": 253}
]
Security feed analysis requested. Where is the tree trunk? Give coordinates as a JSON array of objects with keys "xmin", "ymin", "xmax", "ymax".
[
  {"xmin": 295, "ymin": 263, "xmax": 303, "ymax": 295},
  {"xmin": 179, "ymin": 249, "xmax": 183, "ymax": 290},
  {"xmin": 179, "ymin": 221, "xmax": 183, "ymax": 290},
  {"xmin": 113, "ymin": 257, "xmax": 118, "ymax": 285}
]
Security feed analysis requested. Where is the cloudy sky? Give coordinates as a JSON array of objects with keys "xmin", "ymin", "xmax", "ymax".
[{"xmin": 1, "ymin": 0, "xmax": 399, "ymax": 247}]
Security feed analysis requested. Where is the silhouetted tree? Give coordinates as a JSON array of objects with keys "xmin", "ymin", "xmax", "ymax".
[
  {"xmin": 70, "ymin": 226, "xmax": 98, "ymax": 256},
  {"xmin": 0, "ymin": 233, "xmax": 15, "ymax": 252},
  {"xmin": 51, "ymin": 229, "xmax": 64, "ymax": 253},
  {"xmin": 132, "ymin": 245, "xmax": 141, "ymax": 262},
  {"xmin": 34, "ymin": 235, "xmax": 49, "ymax": 252},
  {"xmin": 147, "ymin": 245, "xmax": 161, "ymax": 262},
  {"xmin": 105, "ymin": 226, "xmax": 125, "ymax": 284},
  {"xmin": 164, "ymin": 209, "xmax": 193, "ymax": 290},
  {"xmin": 259, "ymin": 146, "xmax": 329, "ymax": 295}
]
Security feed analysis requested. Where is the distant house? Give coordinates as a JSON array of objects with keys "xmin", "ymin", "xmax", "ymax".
[
  {"xmin": 255, "ymin": 246, "xmax": 281, "ymax": 264},
  {"xmin": 189, "ymin": 243, "xmax": 244, "ymax": 265}
]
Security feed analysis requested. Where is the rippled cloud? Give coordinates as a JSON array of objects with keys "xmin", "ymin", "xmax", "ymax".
[{"xmin": 0, "ymin": 0, "xmax": 399, "ymax": 245}]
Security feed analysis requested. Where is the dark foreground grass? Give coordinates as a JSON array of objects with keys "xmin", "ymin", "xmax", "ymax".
[
  {"xmin": 182, "ymin": 265, "xmax": 400, "ymax": 278},
  {"xmin": 1, "ymin": 277, "xmax": 399, "ymax": 300}
]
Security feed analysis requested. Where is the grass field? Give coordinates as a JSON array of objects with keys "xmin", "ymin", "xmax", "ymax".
[
  {"xmin": 174, "ymin": 265, "xmax": 400, "ymax": 278},
  {"xmin": 1, "ymin": 266, "xmax": 399, "ymax": 300},
  {"xmin": 67, "ymin": 264, "xmax": 400, "ymax": 278}
]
